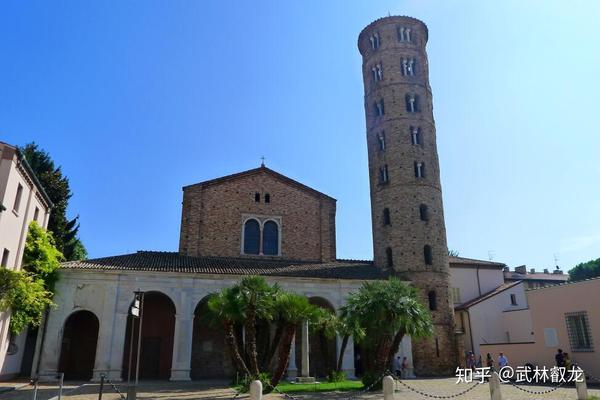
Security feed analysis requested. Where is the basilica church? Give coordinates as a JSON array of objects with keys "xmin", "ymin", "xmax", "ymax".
[{"xmin": 33, "ymin": 15, "xmax": 463, "ymax": 381}]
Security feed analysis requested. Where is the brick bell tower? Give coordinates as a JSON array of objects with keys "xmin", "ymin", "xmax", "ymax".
[{"xmin": 358, "ymin": 16, "xmax": 457, "ymax": 375}]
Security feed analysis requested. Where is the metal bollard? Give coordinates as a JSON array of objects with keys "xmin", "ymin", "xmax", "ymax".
[
  {"xmin": 575, "ymin": 375, "xmax": 588, "ymax": 400},
  {"xmin": 127, "ymin": 384, "xmax": 137, "ymax": 400},
  {"xmin": 31, "ymin": 378, "xmax": 39, "ymax": 400},
  {"xmin": 98, "ymin": 374, "xmax": 105, "ymax": 400},
  {"xmin": 383, "ymin": 375, "xmax": 395, "ymax": 400},
  {"xmin": 57, "ymin": 373, "xmax": 64, "ymax": 400},
  {"xmin": 488, "ymin": 371, "xmax": 502, "ymax": 400},
  {"xmin": 249, "ymin": 380, "xmax": 263, "ymax": 400}
]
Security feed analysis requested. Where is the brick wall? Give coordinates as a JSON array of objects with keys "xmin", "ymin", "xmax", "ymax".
[{"xmin": 179, "ymin": 167, "xmax": 336, "ymax": 262}]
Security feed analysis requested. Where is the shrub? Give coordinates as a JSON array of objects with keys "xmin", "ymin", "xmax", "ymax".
[
  {"xmin": 327, "ymin": 370, "xmax": 346, "ymax": 382},
  {"xmin": 361, "ymin": 371, "xmax": 383, "ymax": 391},
  {"xmin": 238, "ymin": 372, "xmax": 272, "ymax": 394}
]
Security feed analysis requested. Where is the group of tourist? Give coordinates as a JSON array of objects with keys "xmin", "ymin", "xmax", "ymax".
[{"xmin": 465, "ymin": 351, "xmax": 508, "ymax": 371}]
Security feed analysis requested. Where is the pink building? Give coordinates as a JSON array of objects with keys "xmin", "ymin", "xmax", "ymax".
[{"xmin": 481, "ymin": 278, "xmax": 600, "ymax": 379}]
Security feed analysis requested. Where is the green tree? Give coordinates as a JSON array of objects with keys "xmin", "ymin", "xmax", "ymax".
[
  {"xmin": 344, "ymin": 278, "xmax": 433, "ymax": 383},
  {"xmin": 0, "ymin": 269, "xmax": 53, "ymax": 334},
  {"xmin": 23, "ymin": 221, "xmax": 63, "ymax": 291},
  {"xmin": 0, "ymin": 221, "xmax": 61, "ymax": 334},
  {"xmin": 269, "ymin": 293, "xmax": 327, "ymax": 387},
  {"xmin": 569, "ymin": 257, "xmax": 600, "ymax": 281},
  {"xmin": 20, "ymin": 142, "xmax": 86, "ymax": 261},
  {"xmin": 323, "ymin": 309, "xmax": 365, "ymax": 373}
]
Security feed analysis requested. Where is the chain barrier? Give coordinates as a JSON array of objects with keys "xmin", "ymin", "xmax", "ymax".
[
  {"xmin": 506, "ymin": 379, "xmax": 565, "ymax": 395},
  {"xmin": 101, "ymin": 375, "xmax": 126, "ymax": 400},
  {"xmin": 392, "ymin": 372, "xmax": 481, "ymax": 399},
  {"xmin": 265, "ymin": 372, "xmax": 386, "ymax": 400}
]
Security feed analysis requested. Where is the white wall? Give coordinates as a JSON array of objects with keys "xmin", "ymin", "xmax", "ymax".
[
  {"xmin": 467, "ymin": 282, "xmax": 530, "ymax": 357},
  {"xmin": 449, "ymin": 266, "xmax": 504, "ymax": 305}
]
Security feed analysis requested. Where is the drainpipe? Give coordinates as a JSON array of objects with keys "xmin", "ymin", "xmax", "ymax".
[
  {"xmin": 466, "ymin": 310, "xmax": 475, "ymax": 356},
  {"xmin": 476, "ymin": 266, "xmax": 482, "ymax": 296}
]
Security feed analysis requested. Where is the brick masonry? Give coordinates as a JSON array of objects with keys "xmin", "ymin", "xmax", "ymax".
[
  {"xmin": 179, "ymin": 167, "xmax": 337, "ymax": 263},
  {"xmin": 358, "ymin": 16, "xmax": 458, "ymax": 375}
]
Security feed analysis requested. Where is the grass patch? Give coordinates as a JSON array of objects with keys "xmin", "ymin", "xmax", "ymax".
[{"xmin": 274, "ymin": 380, "xmax": 364, "ymax": 393}]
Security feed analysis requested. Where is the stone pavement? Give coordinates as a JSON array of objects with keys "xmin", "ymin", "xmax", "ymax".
[{"xmin": 0, "ymin": 378, "xmax": 598, "ymax": 400}]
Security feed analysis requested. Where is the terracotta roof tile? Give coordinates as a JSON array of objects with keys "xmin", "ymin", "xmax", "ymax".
[{"xmin": 61, "ymin": 251, "xmax": 384, "ymax": 280}]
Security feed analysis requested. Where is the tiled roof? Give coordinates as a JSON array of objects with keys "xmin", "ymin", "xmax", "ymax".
[
  {"xmin": 454, "ymin": 280, "xmax": 523, "ymax": 310},
  {"xmin": 61, "ymin": 251, "xmax": 384, "ymax": 281},
  {"xmin": 448, "ymin": 256, "xmax": 506, "ymax": 268}
]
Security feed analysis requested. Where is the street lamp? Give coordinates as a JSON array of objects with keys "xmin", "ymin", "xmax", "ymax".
[{"xmin": 127, "ymin": 290, "xmax": 144, "ymax": 400}]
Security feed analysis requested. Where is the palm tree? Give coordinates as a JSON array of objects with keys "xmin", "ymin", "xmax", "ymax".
[
  {"xmin": 344, "ymin": 278, "xmax": 433, "ymax": 377},
  {"xmin": 207, "ymin": 276, "xmax": 279, "ymax": 378},
  {"xmin": 207, "ymin": 288, "xmax": 250, "ymax": 376},
  {"xmin": 237, "ymin": 276, "xmax": 279, "ymax": 376},
  {"xmin": 323, "ymin": 310, "xmax": 365, "ymax": 373},
  {"xmin": 269, "ymin": 293, "xmax": 326, "ymax": 387}
]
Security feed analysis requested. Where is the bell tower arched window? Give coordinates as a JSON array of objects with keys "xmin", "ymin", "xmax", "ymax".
[
  {"xmin": 386, "ymin": 247, "xmax": 394, "ymax": 267},
  {"xmin": 262, "ymin": 221, "xmax": 279, "ymax": 255},
  {"xmin": 383, "ymin": 208, "xmax": 391, "ymax": 226},
  {"xmin": 428, "ymin": 290, "xmax": 437, "ymax": 311},
  {"xmin": 243, "ymin": 219, "xmax": 260, "ymax": 255},
  {"xmin": 424, "ymin": 245, "xmax": 433, "ymax": 265},
  {"xmin": 419, "ymin": 204, "xmax": 429, "ymax": 221}
]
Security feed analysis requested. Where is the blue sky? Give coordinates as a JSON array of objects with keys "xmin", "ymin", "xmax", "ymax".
[{"xmin": 1, "ymin": 1, "xmax": 599, "ymax": 271}]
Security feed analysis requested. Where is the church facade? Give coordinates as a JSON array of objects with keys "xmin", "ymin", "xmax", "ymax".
[{"xmin": 33, "ymin": 15, "xmax": 460, "ymax": 381}]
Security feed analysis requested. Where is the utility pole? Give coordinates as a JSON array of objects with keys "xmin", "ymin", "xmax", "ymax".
[{"xmin": 127, "ymin": 290, "xmax": 144, "ymax": 400}]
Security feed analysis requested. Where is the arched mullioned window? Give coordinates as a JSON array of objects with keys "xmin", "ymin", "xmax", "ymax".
[
  {"xmin": 428, "ymin": 290, "xmax": 437, "ymax": 311},
  {"xmin": 262, "ymin": 221, "xmax": 279, "ymax": 256},
  {"xmin": 243, "ymin": 219, "xmax": 260, "ymax": 255}
]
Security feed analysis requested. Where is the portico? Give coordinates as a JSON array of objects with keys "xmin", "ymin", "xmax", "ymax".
[{"xmin": 35, "ymin": 253, "xmax": 408, "ymax": 382}]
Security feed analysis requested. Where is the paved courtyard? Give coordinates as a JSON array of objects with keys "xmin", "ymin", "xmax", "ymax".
[{"xmin": 0, "ymin": 378, "xmax": 598, "ymax": 400}]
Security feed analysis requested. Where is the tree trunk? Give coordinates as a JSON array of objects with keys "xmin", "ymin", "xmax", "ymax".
[
  {"xmin": 245, "ymin": 304, "xmax": 260, "ymax": 376},
  {"xmin": 270, "ymin": 324, "xmax": 296, "ymax": 388},
  {"xmin": 224, "ymin": 320, "xmax": 250, "ymax": 376},
  {"xmin": 386, "ymin": 329, "xmax": 405, "ymax": 371},
  {"xmin": 374, "ymin": 334, "xmax": 393, "ymax": 375},
  {"xmin": 262, "ymin": 319, "xmax": 284, "ymax": 370},
  {"xmin": 336, "ymin": 334, "xmax": 349, "ymax": 372}
]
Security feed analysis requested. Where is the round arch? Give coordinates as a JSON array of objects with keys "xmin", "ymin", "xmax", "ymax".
[
  {"xmin": 58, "ymin": 310, "xmax": 99, "ymax": 380},
  {"xmin": 293, "ymin": 296, "xmax": 337, "ymax": 378},
  {"xmin": 190, "ymin": 295, "xmax": 235, "ymax": 379},
  {"xmin": 121, "ymin": 291, "xmax": 176, "ymax": 380}
]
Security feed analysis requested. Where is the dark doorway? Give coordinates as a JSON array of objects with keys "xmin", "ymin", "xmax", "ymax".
[
  {"xmin": 58, "ymin": 310, "xmax": 99, "ymax": 380},
  {"xmin": 122, "ymin": 292, "xmax": 176, "ymax": 380},
  {"xmin": 190, "ymin": 297, "xmax": 234, "ymax": 379}
]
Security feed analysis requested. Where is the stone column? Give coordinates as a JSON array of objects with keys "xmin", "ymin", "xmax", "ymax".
[
  {"xmin": 92, "ymin": 285, "xmax": 119, "ymax": 381},
  {"xmin": 338, "ymin": 335, "xmax": 355, "ymax": 379},
  {"xmin": 287, "ymin": 336, "xmax": 298, "ymax": 379},
  {"xmin": 400, "ymin": 335, "xmax": 415, "ymax": 378},
  {"xmin": 300, "ymin": 321, "xmax": 309, "ymax": 377},
  {"xmin": 170, "ymin": 313, "xmax": 194, "ymax": 381}
]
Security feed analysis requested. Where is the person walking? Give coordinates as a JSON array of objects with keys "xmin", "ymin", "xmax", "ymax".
[
  {"xmin": 486, "ymin": 353, "xmax": 494, "ymax": 371},
  {"xmin": 564, "ymin": 352, "xmax": 572, "ymax": 370},
  {"xmin": 555, "ymin": 349, "xmax": 565, "ymax": 368},
  {"xmin": 401, "ymin": 357, "xmax": 409, "ymax": 378},
  {"xmin": 498, "ymin": 352, "xmax": 508, "ymax": 369},
  {"xmin": 394, "ymin": 356, "xmax": 402, "ymax": 377}
]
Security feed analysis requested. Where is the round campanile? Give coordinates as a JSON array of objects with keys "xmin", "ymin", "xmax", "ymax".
[{"xmin": 358, "ymin": 16, "xmax": 458, "ymax": 375}]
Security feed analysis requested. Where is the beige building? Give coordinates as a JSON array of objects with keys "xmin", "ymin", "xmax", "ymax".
[
  {"xmin": 481, "ymin": 278, "xmax": 600, "ymax": 379},
  {"xmin": 448, "ymin": 257, "xmax": 567, "ymax": 359},
  {"xmin": 0, "ymin": 141, "xmax": 52, "ymax": 379}
]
